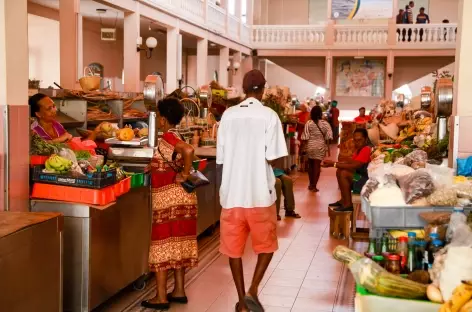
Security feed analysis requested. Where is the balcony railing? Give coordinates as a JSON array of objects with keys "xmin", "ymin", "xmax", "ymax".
[
  {"xmin": 208, "ymin": 3, "xmax": 226, "ymax": 34},
  {"xmin": 252, "ymin": 25, "xmax": 325, "ymax": 48},
  {"xmin": 140, "ymin": 0, "xmax": 457, "ymax": 50},
  {"xmin": 334, "ymin": 25, "xmax": 388, "ymax": 46},
  {"xmin": 396, "ymin": 24, "xmax": 457, "ymax": 46}
]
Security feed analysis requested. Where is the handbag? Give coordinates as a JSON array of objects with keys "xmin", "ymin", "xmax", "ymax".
[
  {"xmin": 157, "ymin": 139, "xmax": 210, "ymax": 193},
  {"xmin": 314, "ymin": 121, "xmax": 329, "ymax": 156}
]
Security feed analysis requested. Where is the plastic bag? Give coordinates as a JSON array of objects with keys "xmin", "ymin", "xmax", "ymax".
[
  {"xmin": 361, "ymin": 179, "xmax": 379, "ymax": 199},
  {"xmin": 67, "ymin": 138, "xmax": 97, "ymax": 156},
  {"xmin": 403, "ymin": 150, "xmax": 428, "ymax": 167},
  {"xmin": 398, "ymin": 170, "xmax": 435, "ymax": 204},
  {"xmin": 370, "ymin": 183, "xmax": 406, "ymax": 206},
  {"xmin": 426, "ymin": 163, "xmax": 454, "ymax": 188},
  {"xmin": 457, "ymin": 157, "xmax": 472, "ymax": 177},
  {"xmin": 426, "ymin": 187, "xmax": 457, "ymax": 207},
  {"xmin": 390, "ymin": 164, "xmax": 415, "ymax": 179},
  {"xmin": 367, "ymin": 154, "xmax": 385, "ymax": 176}
]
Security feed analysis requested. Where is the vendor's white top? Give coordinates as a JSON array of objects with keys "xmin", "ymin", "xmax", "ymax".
[{"xmin": 217, "ymin": 97, "xmax": 288, "ymax": 209}]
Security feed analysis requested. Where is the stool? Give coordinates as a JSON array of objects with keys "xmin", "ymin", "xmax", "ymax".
[
  {"xmin": 351, "ymin": 194, "xmax": 369, "ymax": 241},
  {"xmin": 328, "ymin": 206, "xmax": 352, "ymax": 240}
]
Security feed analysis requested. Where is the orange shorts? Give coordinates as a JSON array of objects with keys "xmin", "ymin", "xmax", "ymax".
[{"xmin": 219, "ymin": 206, "xmax": 278, "ymax": 258}]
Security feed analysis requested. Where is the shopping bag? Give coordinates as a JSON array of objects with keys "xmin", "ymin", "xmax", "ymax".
[{"xmin": 457, "ymin": 156, "xmax": 472, "ymax": 177}]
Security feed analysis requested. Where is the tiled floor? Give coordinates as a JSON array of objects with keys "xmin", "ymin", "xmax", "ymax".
[
  {"xmin": 103, "ymin": 162, "xmax": 361, "ymax": 312},
  {"xmin": 174, "ymin": 167, "xmax": 351, "ymax": 312}
]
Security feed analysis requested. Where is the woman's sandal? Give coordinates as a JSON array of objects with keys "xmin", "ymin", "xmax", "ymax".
[
  {"xmin": 140, "ymin": 300, "xmax": 170, "ymax": 310},
  {"xmin": 244, "ymin": 295, "xmax": 265, "ymax": 312},
  {"xmin": 285, "ymin": 211, "xmax": 301, "ymax": 219},
  {"xmin": 167, "ymin": 293, "xmax": 188, "ymax": 304}
]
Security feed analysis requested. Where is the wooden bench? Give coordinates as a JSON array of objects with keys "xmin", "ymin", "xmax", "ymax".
[
  {"xmin": 351, "ymin": 194, "xmax": 369, "ymax": 241},
  {"xmin": 328, "ymin": 206, "xmax": 352, "ymax": 240}
]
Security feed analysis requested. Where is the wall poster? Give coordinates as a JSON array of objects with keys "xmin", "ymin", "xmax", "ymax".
[
  {"xmin": 331, "ymin": 0, "xmax": 393, "ymax": 20},
  {"xmin": 335, "ymin": 59, "xmax": 385, "ymax": 97}
]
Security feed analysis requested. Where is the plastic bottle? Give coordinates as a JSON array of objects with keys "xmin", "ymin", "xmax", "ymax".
[
  {"xmin": 407, "ymin": 232, "xmax": 417, "ymax": 246},
  {"xmin": 365, "ymin": 238, "xmax": 377, "ymax": 258},
  {"xmin": 446, "ymin": 208, "xmax": 467, "ymax": 243},
  {"xmin": 407, "ymin": 244, "xmax": 416, "ymax": 273},
  {"xmin": 415, "ymin": 240, "xmax": 426, "ymax": 270},
  {"xmin": 397, "ymin": 236, "xmax": 409, "ymax": 272},
  {"xmin": 429, "ymin": 239, "xmax": 444, "ymax": 266}
]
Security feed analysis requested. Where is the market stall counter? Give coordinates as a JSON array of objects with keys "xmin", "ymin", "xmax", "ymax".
[
  {"xmin": 30, "ymin": 187, "xmax": 150, "ymax": 312},
  {"xmin": 194, "ymin": 147, "xmax": 222, "ymax": 235},
  {"xmin": 0, "ymin": 212, "xmax": 62, "ymax": 312}
]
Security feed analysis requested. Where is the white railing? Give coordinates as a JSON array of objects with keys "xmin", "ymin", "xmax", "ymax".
[
  {"xmin": 334, "ymin": 25, "xmax": 388, "ymax": 45},
  {"xmin": 396, "ymin": 24, "xmax": 457, "ymax": 46},
  {"xmin": 208, "ymin": 3, "xmax": 226, "ymax": 34},
  {"xmin": 241, "ymin": 24, "xmax": 251, "ymax": 45},
  {"xmin": 228, "ymin": 15, "xmax": 240, "ymax": 39},
  {"xmin": 180, "ymin": 0, "xmax": 204, "ymax": 20},
  {"xmin": 252, "ymin": 25, "xmax": 325, "ymax": 48}
]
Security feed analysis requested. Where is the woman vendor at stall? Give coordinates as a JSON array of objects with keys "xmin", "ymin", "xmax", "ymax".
[
  {"xmin": 323, "ymin": 128, "xmax": 371, "ymax": 212},
  {"xmin": 29, "ymin": 93, "xmax": 99, "ymax": 142}
]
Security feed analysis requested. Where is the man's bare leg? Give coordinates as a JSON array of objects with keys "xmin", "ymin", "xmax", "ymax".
[
  {"xmin": 229, "ymin": 258, "xmax": 249, "ymax": 312},
  {"xmin": 247, "ymin": 253, "xmax": 274, "ymax": 304}
]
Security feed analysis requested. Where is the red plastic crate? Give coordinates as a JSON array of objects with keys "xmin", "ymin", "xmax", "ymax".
[
  {"xmin": 31, "ymin": 183, "xmax": 116, "ymax": 206},
  {"xmin": 30, "ymin": 155, "xmax": 49, "ymax": 167},
  {"xmin": 113, "ymin": 177, "xmax": 131, "ymax": 197}
]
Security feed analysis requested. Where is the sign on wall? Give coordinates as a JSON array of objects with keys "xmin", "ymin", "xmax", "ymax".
[
  {"xmin": 331, "ymin": 0, "xmax": 393, "ymax": 19},
  {"xmin": 335, "ymin": 59, "xmax": 385, "ymax": 97}
]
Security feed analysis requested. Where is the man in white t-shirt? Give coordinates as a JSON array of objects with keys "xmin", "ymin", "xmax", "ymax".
[{"xmin": 217, "ymin": 70, "xmax": 288, "ymax": 312}]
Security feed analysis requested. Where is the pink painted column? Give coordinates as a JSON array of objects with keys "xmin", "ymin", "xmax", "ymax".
[
  {"xmin": 219, "ymin": 46, "xmax": 230, "ymax": 87},
  {"xmin": 450, "ymin": 0, "xmax": 472, "ymax": 166},
  {"xmin": 59, "ymin": 0, "xmax": 79, "ymax": 89},
  {"xmin": 1, "ymin": 0, "xmax": 30, "ymax": 212},
  {"xmin": 385, "ymin": 50, "xmax": 394, "ymax": 99},
  {"xmin": 123, "ymin": 6, "xmax": 141, "ymax": 92},
  {"xmin": 325, "ymin": 53, "xmax": 333, "ymax": 95},
  {"xmin": 166, "ymin": 27, "xmax": 179, "ymax": 93},
  {"xmin": 246, "ymin": 0, "xmax": 254, "ymax": 25},
  {"xmin": 196, "ymin": 38, "xmax": 208, "ymax": 87},
  {"xmin": 232, "ymin": 51, "xmax": 243, "ymax": 90}
]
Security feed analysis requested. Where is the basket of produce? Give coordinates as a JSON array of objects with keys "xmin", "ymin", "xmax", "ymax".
[
  {"xmin": 32, "ymin": 154, "xmax": 117, "ymax": 189},
  {"xmin": 79, "ymin": 67, "xmax": 101, "ymax": 92}
]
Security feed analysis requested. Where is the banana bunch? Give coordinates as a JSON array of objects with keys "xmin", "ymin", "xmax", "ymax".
[
  {"xmin": 440, "ymin": 281, "xmax": 472, "ymax": 312},
  {"xmin": 45, "ymin": 154, "xmax": 73, "ymax": 173}
]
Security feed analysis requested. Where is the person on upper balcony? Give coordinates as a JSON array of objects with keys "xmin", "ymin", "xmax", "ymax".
[
  {"xmin": 396, "ymin": 9, "xmax": 405, "ymax": 24},
  {"xmin": 416, "ymin": 7, "xmax": 430, "ymax": 24},
  {"xmin": 406, "ymin": 1, "xmax": 414, "ymax": 24}
]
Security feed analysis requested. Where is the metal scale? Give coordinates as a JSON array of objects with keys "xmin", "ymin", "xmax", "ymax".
[
  {"xmin": 434, "ymin": 79, "xmax": 453, "ymax": 141},
  {"xmin": 107, "ymin": 74, "xmax": 164, "ymax": 168}
]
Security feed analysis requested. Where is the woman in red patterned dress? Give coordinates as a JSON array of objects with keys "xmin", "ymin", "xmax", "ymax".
[{"xmin": 141, "ymin": 98, "xmax": 198, "ymax": 310}]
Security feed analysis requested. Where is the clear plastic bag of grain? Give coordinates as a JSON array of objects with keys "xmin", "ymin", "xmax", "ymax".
[{"xmin": 427, "ymin": 186, "xmax": 458, "ymax": 207}]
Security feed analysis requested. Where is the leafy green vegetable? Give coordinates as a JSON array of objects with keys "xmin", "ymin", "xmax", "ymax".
[
  {"xmin": 30, "ymin": 133, "xmax": 65, "ymax": 156},
  {"xmin": 75, "ymin": 150, "xmax": 92, "ymax": 160}
]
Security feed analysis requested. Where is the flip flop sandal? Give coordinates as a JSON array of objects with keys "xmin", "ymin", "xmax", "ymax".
[
  {"xmin": 235, "ymin": 302, "xmax": 240, "ymax": 312},
  {"xmin": 167, "ymin": 293, "xmax": 188, "ymax": 304},
  {"xmin": 141, "ymin": 300, "xmax": 170, "ymax": 310},
  {"xmin": 244, "ymin": 295, "xmax": 265, "ymax": 312}
]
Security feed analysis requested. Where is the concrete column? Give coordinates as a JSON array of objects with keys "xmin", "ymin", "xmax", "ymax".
[
  {"xmin": 219, "ymin": 46, "xmax": 230, "ymax": 87},
  {"xmin": 166, "ymin": 27, "xmax": 180, "ymax": 93},
  {"xmin": 325, "ymin": 53, "xmax": 332, "ymax": 91},
  {"xmin": 1, "ymin": 0, "xmax": 30, "ymax": 212},
  {"xmin": 123, "ymin": 8, "xmax": 140, "ymax": 92},
  {"xmin": 385, "ymin": 51, "xmax": 394, "ymax": 99},
  {"xmin": 453, "ymin": 0, "xmax": 472, "ymax": 117},
  {"xmin": 203, "ymin": 0, "xmax": 208, "ymax": 24},
  {"xmin": 232, "ymin": 51, "xmax": 243, "ymax": 90},
  {"xmin": 59, "ymin": 0, "xmax": 79, "ymax": 89},
  {"xmin": 196, "ymin": 38, "xmax": 208, "ymax": 87},
  {"xmin": 450, "ymin": 0, "xmax": 472, "ymax": 166},
  {"xmin": 246, "ymin": 0, "xmax": 254, "ymax": 25}
]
